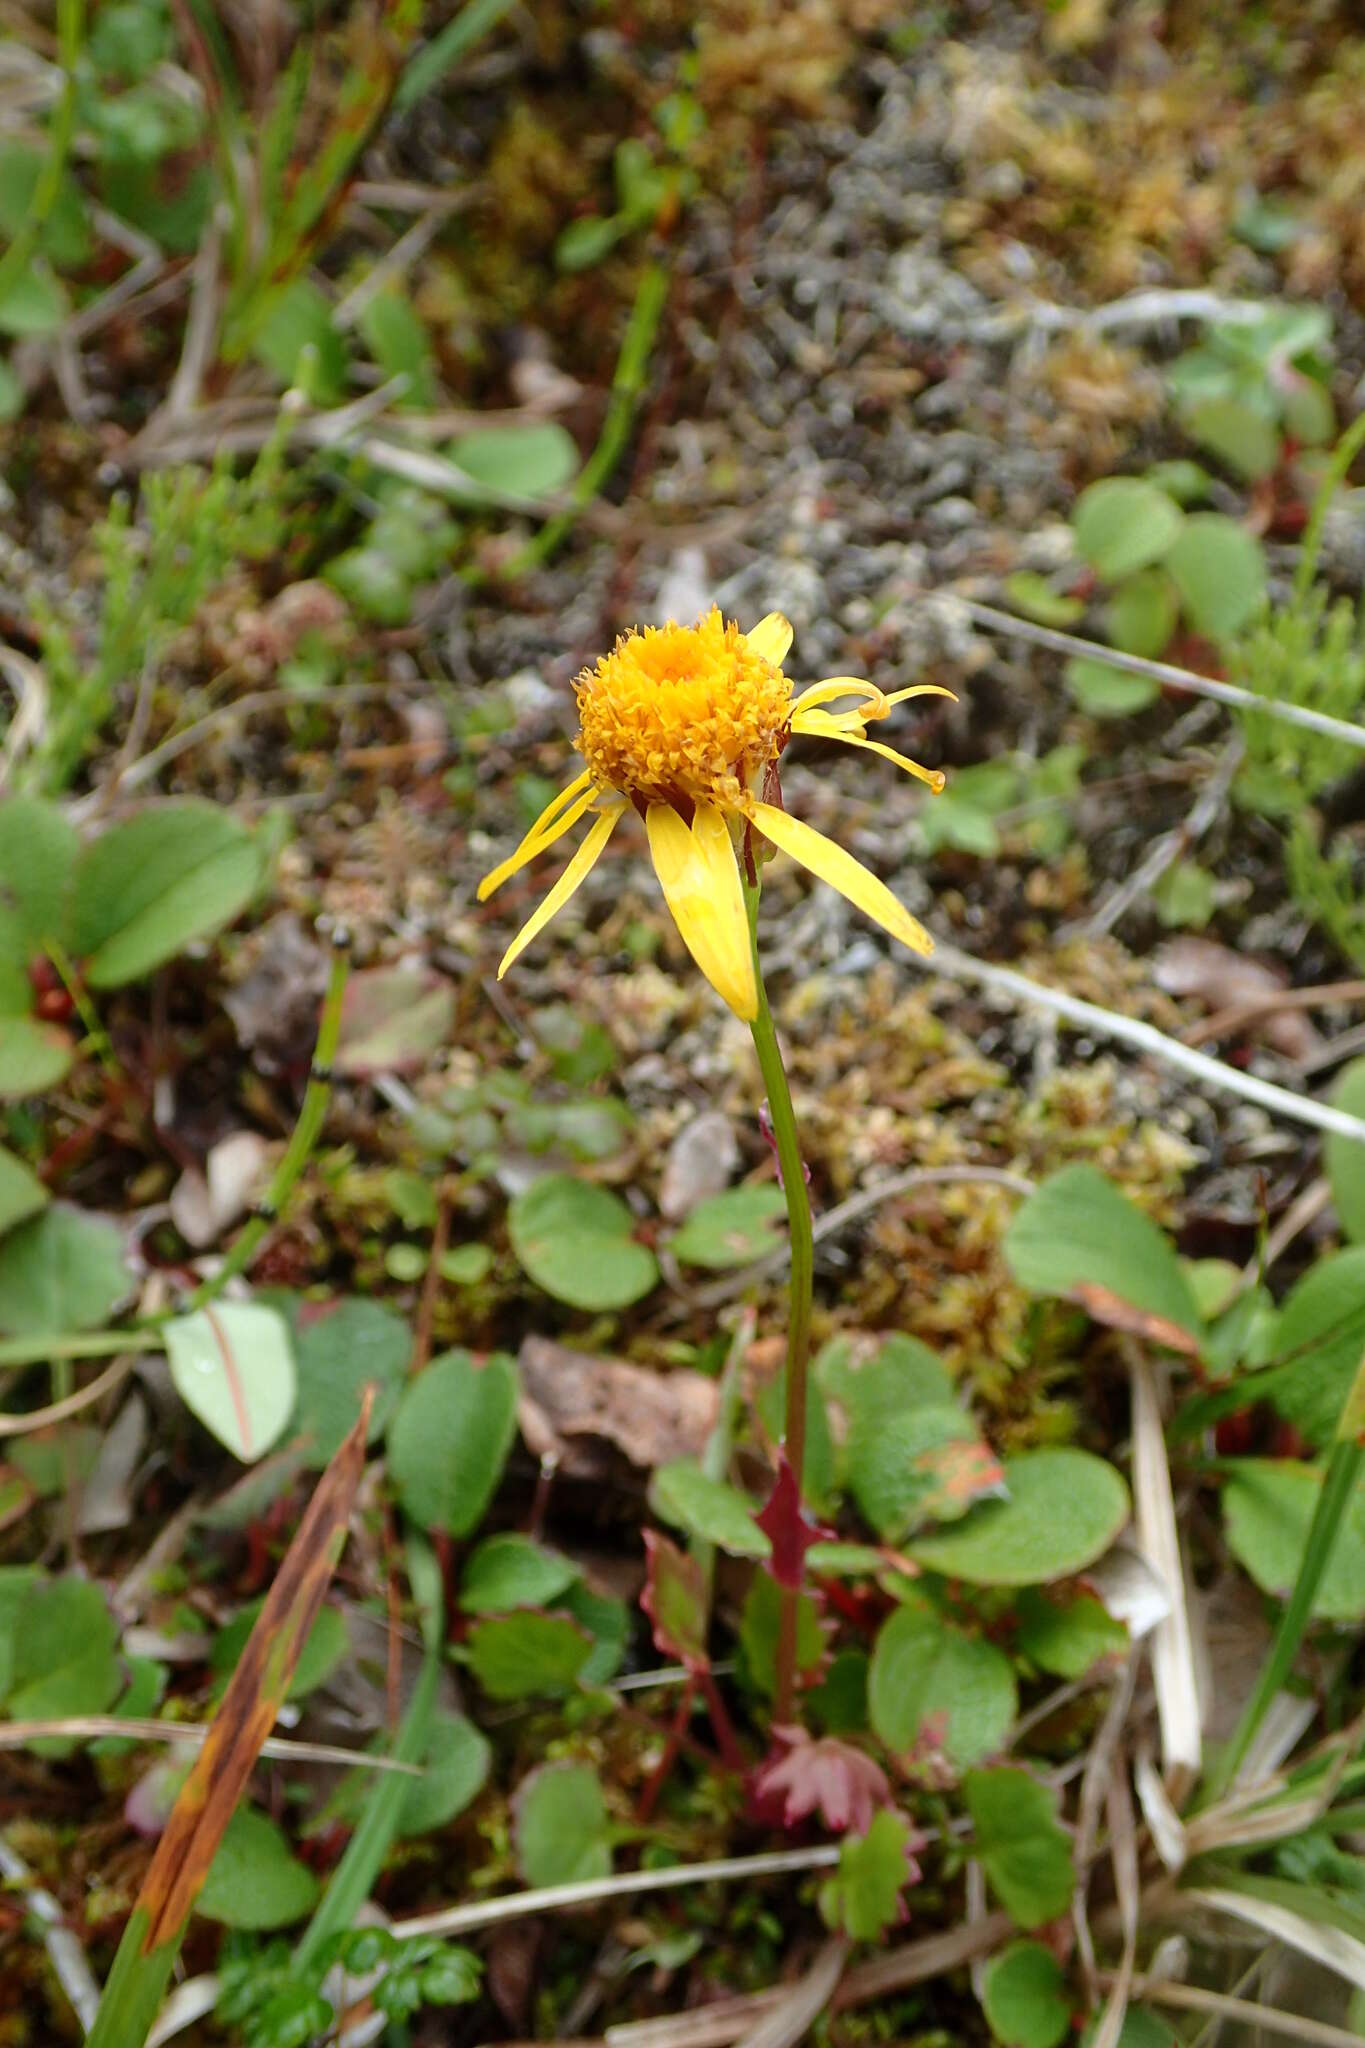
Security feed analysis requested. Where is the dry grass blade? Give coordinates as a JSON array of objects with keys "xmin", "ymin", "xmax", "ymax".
[
  {"xmin": 1105, "ymin": 1975, "xmax": 1365, "ymax": 2048},
  {"xmin": 0, "ymin": 1716, "xmax": 419, "ymax": 1770},
  {"xmin": 88, "ymin": 1390, "xmax": 373, "ymax": 2048},
  {"xmin": 1179, "ymin": 1890, "xmax": 1365, "ymax": 1993},
  {"xmin": 1127, "ymin": 1343, "xmax": 1201, "ymax": 1798},
  {"xmin": 731, "ymin": 1937, "xmax": 849, "ymax": 2048},
  {"xmin": 1088, "ymin": 1766, "xmax": 1139, "ymax": 2048}
]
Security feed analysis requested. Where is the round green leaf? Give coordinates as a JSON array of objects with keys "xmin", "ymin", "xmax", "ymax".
[
  {"xmin": 1326, "ymin": 1059, "xmax": 1365, "ymax": 1246},
  {"xmin": 1165, "ymin": 514, "xmax": 1267, "ymax": 642},
  {"xmin": 508, "ymin": 1174, "xmax": 657, "ymax": 1311},
  {"xmin": 868, "ymin": 1600, "xmax": 1016, "ymax": 1768},
  {"xmin": 1005, "ymin": 1165, "xmax": 1203, "ymax": 1343},
  {"xmin": 1015, "ymin": 1589, "xmax": 1127, "ymax": 1679},
  {"xmin": 211, "ymin": 1601, "xmax": 348, "ymax": 1700},
  {"xmin": 1063, "ymin": 657, "xmax": 1159, "ymax": 718},
  {"xmin": 5, "ymin": 1575, "xmax": 120, "ymax": 1725},
  {"xmin": 448, "ymin": 422, "xmax": 579, "ymax": 503},
  {"xmin": 1223, "ymin": 1460, "xmax": 1365, "ymax": 1621},
  {"xmin": 649, "ymin": 1460, "xmax": 770, "ymax": 1557},
  {"xmin": 1003, "ymin": 572, "xmax": 1085, "ymax": 628},
  {"xmin": 399, "ymin": 1709, "xmax": 491, "ymax": 1835},
  {"xmin": 0, "ymin": 1204, "xmax": 130, "ymax": 1335},
  {"xmin": 196, "ymin": 1808, "xmax": 320, "ymax": 1929},
  {"xmin": 667, "ymin": 1184, "xmax": 787, "ymax": 1270},
  {"xmin": 847, "ymin": 1404, "xmax": 980, "ymax": 1542},
  {"xmin": 1072, "ymin": 478, "xmax": 1183, "ymax": 581},
  {"xmin": 0, "ymin": 1145, "xmax": 48, "ymax": 1236},
  {"xmin": 1184, "ymin": 396, "xmax": 1281, "ymax": 481},
  {"xmin": 513, "ymin": 1760, "xmax": 611, "ymax": 1886},
  {"xmin": 908, "ymin": 1450, "xmax": 1130, "ymax": 1587},
  {"xmin": 388, "ymin": 1348, "xmax": 519, "ymax": 1536},
  {"xmin": 965, "ymin": 1767, "xmax": 1075, "ymax": 1929},
  {"xmin": 458, "ymin": 1533, "xmax": 579, "ymax": 1613},
  {"xmin": 1261, "ymin": 1247, "xmax": 1365, "ymax": 1447},
  {"xmin": 0, "ymin": 1015, "xmax": 75, "ymax": 1098},
  {"xmin": 465, "ymin": 1611, "xmax": 593, "ymax": 1700},
  {"xmin": 164, "ymin": 1303, "xmax": 298, "ymax": 1463},
  {"xmin": 983, "ymin": 1941, "xmax": 1071, "ymax": 2048},
  {"xmin": 0, "ymin": 796, "xmax": 79, "ymax": 956},
  {"xmin": 68, "ymin": 801, "xmax": 262, "ymax": 987},
  {"xmin": 274, "ymin": 1294, "xmax": 411, "ymax": 1467},
  {"xmin": 1104, "ymin": 570, "xmax": 1178, "ymax": 659}
]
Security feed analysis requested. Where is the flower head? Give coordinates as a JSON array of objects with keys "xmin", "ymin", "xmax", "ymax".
[{"xmin": 477, "ymin": 609, "xmax": 949, "ymax": 1021}]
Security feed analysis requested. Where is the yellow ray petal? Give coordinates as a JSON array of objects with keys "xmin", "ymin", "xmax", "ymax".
[
  {"xmin": 478, "ymin": 771, "xmax": 598, "ymax": 901},
  {"xmin": 497, "ymin": 803, "xmax": 625, "ymax": 977},
  {"xmin": 787, "ymin": 716, "xmax": 947, "ymax": 792},
  {"xmin": 748, "ymin": 799, "xmax": 933, "ymax": 957},
  {"xmin": 788, "ymin": 676, "xmax": 888, "ymax": 720},
  {"xmin": 744, "ymin": 612, "xmax": 794, "ymax": 668},
  {"xmin": 884, "ymin": 684, "xmax": 959, "ymax": 709},
  {"xmin": 645, "ymin": 801, "xmax": 758, "ymax": 1022}
]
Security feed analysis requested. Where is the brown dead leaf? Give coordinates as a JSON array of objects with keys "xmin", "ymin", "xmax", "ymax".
[
  {"xmin": 1154, "ymin": 938, "xmax": 1324, "ymax": 1061},
  {"xmin": 136, "ymin": 1390, "xmax": 371, "ymax": 1948},
  {"xmin": 1070, "ymin": 1282, "xmax": 1203, "ymax": 1358},
  {"xmin": 517, "ymin": 1338, "xmax": 717, "ymax": 1476}
]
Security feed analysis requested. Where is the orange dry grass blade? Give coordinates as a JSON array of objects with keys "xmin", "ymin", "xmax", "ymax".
[{"xmin": 87, "ymin": 1390, "xmax": 373, "ymax": 2048}]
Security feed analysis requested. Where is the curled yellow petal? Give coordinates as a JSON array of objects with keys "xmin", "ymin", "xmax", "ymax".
[
  {"xmin": 788, "ymin": 676, "xmax": 888, "ymax": 721},
  {"xmin": 478, "ymin": 771, "xmax": 597, "ymax": 901},
  {"xmin": 788, "ymin": 716, "xmax": 947, "ymax": 792},
  {"xmin": 497, "ymin": 803, "xmax": 625, "ymax": 978},
  {"xmin": 748, "ymin": 799, "xmax": 933, "ymax": 957},
  {"xmin": 645, "ymin": 801, "xmax": 758, "ymax": 1022},
  {"xmin": 883, "ymin": 684, "xmax": 959, "ymax": 709},
  {"xmin": 745, "ymin": 612, "xmax": 794, "ymax": 668}
]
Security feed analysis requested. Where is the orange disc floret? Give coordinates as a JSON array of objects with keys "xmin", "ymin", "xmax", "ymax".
[{"xmin": 574, "ymin": 607, "xmax": 791, "ymax": 809}]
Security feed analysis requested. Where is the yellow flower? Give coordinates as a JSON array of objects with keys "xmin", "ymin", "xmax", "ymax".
[{"xmin": 477, "ymin": 608, "xmax": 949, "ymax": 1022}]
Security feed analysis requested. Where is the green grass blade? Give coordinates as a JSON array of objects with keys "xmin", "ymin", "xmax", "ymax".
[{"xmin": 394, "ymin": 0, "xmax": 516, "ymax": 112}]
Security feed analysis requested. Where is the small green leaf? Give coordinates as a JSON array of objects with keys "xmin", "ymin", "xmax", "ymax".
[
  {"xmin": 508, "ymin": 1174, "xmax": 658, "ymax": 1311},
  {"xmin": 1063, "ymin": 657, "xmax": 1159, "ymax": 718},
  {"xmin": 465, "ymin": 1611, "xmax": 593, "ymax": 1700},
  {"xmin": 1105, "ymin": 570, "xmax": 1177, "ymax": 659},
  {"xmin": 1015, "ymin": 1589, "xmax": 1127, "ymax": 1678},
  {"xmin": 818, "ymin": 1331, "xmax": 956, "ymax": 1434},
  {"xmin": 1222, "ymin": 1461, "xmax": 1365, "ymax": 1621},
  {"xmin": 458, "ymin": 1533, "xmax": 579, "ymax": 1613},
  {"xmin": 908, "ymin": 1450, "xmax": 1130, "ymax": 1587},
  {"xmin": 0, "ymin": 1015, "xmax": 75, "ymax": 1098},
  {"xmin": 650, "ymin": 1461, "xmax": 770, "ymax": 1558},
  {"xmin": 1165, "ymin": 515, "xmax": 1267, "ymax": 642},
  {"xmin": 1152, "ymin": 859, "xmax": 1217, "ymax": 929},
  {"xmin": 556, "ymin": 213, "xmax": 626, "ymax": 271},
  {"xmin": 399, "ymin": 1710, "xmax": 491, "ymax": 1835},
  {"xmin": 982, "ymin": 1940, "xmax": 1071, "ymax": 2048},
  {"xmin": 1325, "ymin": 1060, "xmax": 1365, "ymax": 1245},
  {"xmin": 4, "ymin": 1575, "xmax": 120, "ymax": 1727},
  {"xmin": 739, "ymin": 1573, "xmax": 825, "ymax": 1700},
  {"xmin": 1144, "ymin": 459, "xmax": 1212, "ymax": 507},
  {"xmin": 164, "ymin": 1303, "xmax": 298, "ymax": 1463},
  {"xmin": 1260, "ymin": 1247, "xmax": 1365, "ymax": 1447},
  {"xmin": 1003, "ymin": 572, "xmax": 1085, "ymax": 628},
  {"xmin": 0, "ymin": 262, "xmax": 67, "ymax": 337},
  {"xmin": 847, "ymin": 1405, "xmax": 986, "ymax": 1542},
  {"xmin": 67, "ymin": 802, "xmax": 262, "ymax": 988},
  {"xmin": 273, "ymin": 1294, "xmax": 410, "ymax": 1468},
  {"xmin": 212, "ymin": 1601, "xmax": 348, "ymax": 1701},
  {"xmin": 0, "ymin": 795, "xmax": 79, "ymax": 955},
  {"xmin": 965, "ymin": 1767, "xmax": 1075, "ymax": 1928},
  {"xmin": 514, "ymin": 1761, "xmax": 611, "ymax": 1885},
  {"xmin": 1005, "ymin": 1165, "xmax": 1202, "ymax": 1344},
  {"xmin": 817, "ymin": 1810, "xmax": 916, "ymax": 1941},
  {"xmin": 0, "ymin": 1145, "xmax": 48, "ymax": 1236},
  {"xmin": 358, "ymin": 289, "xmax": 437, "ymax": 408},
  {"xmin": 0, "ymin": 1204, "xmax": 130, "ymax": 1335},
  {"xmin": 197, "ymin": 1808, "xmax": 320, "ymax": 1929},
  {"xmin": 1185, "ymin": 396, "xmax": 1281, "ymax": 480},
  {"xmin": 326, "ymin": 545, "xmax": 413, "ymax": 625},
  {"xmin": 868, "ymin": 1598, "xmax": 1016, "ymax": 1769},
  {"xmin": 253, "ymin": 278, "xmax": 348, "ymax": 403},
  {"xmin": 1072, "ymin": 478, "xmax": 1183, "ymax": 580},
  {"xmin": 667, "ymin": 1185, "xmax": 787, "ymax": 1270},
  {"xmin": 388, "ymin": 1349, "xmax": 519, "ymax": 1536},
  {"xmin": 447, "ymin": 421, "xmax": 579, "ymax": 503}
]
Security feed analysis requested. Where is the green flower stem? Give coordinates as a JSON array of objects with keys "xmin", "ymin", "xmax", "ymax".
[
  {"xmin": 1203, "ymin": 1348, "xmax": 1365, "ymax": 1804},
  {"xmin": 745, "ymin": 878, "xmax": 815, "ymax": 1722},
  {"xmin": 0, "ymin": 935, "xmax": 350, "ymax": 1374}
]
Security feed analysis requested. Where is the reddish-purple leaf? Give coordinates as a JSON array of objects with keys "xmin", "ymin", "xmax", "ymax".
[
  {"xmin": 755, "ymin": 1453, "xmax": 826, "ymax": 1590},
  {"xmin": 752, "ymin": 1726, "xmax": 893, "ymax": 1836}
]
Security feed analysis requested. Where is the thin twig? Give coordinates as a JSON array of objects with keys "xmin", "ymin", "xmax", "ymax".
[
  {"xmin": 1182, "ymin": 978, "xmax": 1365, "ymax": 1047},
  {"xmin": 392, "ymin": 1846, "xmax": 842, "ymax": 1940},
  {"xmin": 950, "ymin": 599, "xmax": 1365, "ymax": 754},
  {"xmin": 926, "ymin": 940, "xmax": 1365, "ymax": 1148}
]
